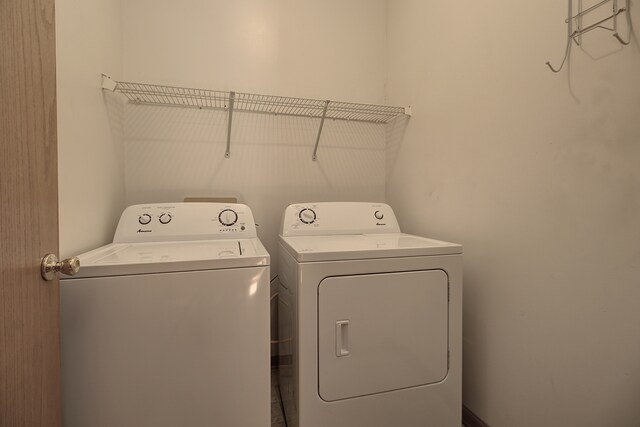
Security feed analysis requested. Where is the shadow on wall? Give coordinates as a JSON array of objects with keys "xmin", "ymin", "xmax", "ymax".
[
  {"xmin": 102, "ymin": 89, "xmax": 126, "ymax": 177},
  {"xmin": 116, "ymin": 102, "xmax": 390, "ymax": 199},
  {"xmin": 386, "ymin": 115, "xmax": 411, "ymax": 184}
]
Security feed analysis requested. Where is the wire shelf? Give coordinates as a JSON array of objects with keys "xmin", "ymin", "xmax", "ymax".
[
  {"xmin": 116, "ymin": 81, "xmax": 230, "ymax": 110},
  {"xmin": 108, "ymin": 78, "xmax": 407, "ymax": 123},
  {"xmin": 102, "ymin": 75, "xmax": 411, "ymax": 160}
]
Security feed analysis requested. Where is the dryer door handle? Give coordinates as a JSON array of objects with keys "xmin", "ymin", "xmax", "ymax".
[{"xmin": 336, "ymin": 320, "xmax": 350, "ymax": 357}]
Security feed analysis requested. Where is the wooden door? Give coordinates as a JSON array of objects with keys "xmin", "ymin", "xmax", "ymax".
[{"xmin": 0, "ymin": 0, "xmax": 61, "ymax": 426}]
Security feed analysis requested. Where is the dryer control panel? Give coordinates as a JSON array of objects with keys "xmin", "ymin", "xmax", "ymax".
[
  {"xmin": 280, "ymin": 202, "xmax": 401, "ymax": 237},
  {"xmin": 114, "ymin": 203, "xmax": 257, "ymax": 243}
]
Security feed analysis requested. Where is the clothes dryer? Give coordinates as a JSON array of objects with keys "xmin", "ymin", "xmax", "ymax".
[
  {"xmin": 61, "ymin": 203, "xmax": 270, "ymax": 427},
  {"xmin": 278, "ymin": 202, "xmax": 462, "ymax": 427}
]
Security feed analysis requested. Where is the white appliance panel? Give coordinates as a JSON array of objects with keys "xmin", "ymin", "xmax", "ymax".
[
  {"xmin": 61, "ymin": 267, "xmax": 270, "ymax": 427},
  {"xmin": 280, "ymin": 202, "xmax": 400, "ymax": 237},
  {"xmin": 318, "ymin": 270, "xmax": 449, "ymax": 402},
  {"xmin": 284, "ymin": 255, "xmax": 462, "ymax": 427},
  {"xmin": 281, "ymin": 233, "xmax": 461, "ymax": 262},
  {"xmin": 114, "ymin": 202, "xmax": 257, "ymax": 243},
  {"xmin": 70, "ymin": 238, "xmax": 269, "ymax": 278}
]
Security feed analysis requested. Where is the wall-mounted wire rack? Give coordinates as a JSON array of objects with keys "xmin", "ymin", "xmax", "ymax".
[
  {"xmin": 101, "ymin": 75, "xmax": 411, "ymax": 160},
  {"xmin": 546, "ymin": 0, "xmax": 631, "ymax": 73}
]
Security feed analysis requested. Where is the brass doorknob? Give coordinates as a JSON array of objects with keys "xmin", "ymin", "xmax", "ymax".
[{"xmin": 41, "ymin": 254, "xmax": 80, "ymax": 281}]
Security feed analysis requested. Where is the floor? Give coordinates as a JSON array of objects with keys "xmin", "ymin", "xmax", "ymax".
[{"xmin": 271, "ymin": 369, "xmax": 286, "ymax": 427}]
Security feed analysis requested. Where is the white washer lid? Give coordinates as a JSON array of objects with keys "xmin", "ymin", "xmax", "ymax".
[
  {"xmin": 279, "ymin": 233, "xmax": 462, "ymax": 262},
  {"xmin": 67, "ymin": 238, "xmax": 270, "ymax": 279}
]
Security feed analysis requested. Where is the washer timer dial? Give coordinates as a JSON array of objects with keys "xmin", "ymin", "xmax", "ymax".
[
  {"xmin": 299, "ymin": 208, "xmax": 317, "ymax": 224},
  {"xmin": 218, "ymin": 209, "xmax": 238, "ymax": 227},
  {"xmin": 138, "ymin": 214, "xmax": 152, "ymax": 225}
]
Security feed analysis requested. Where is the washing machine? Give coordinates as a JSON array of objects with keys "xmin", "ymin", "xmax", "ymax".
[
  {"xmin": 277, "ymin": 202, "xmax": 462, "ymax": 427},
  {"xmin": 61, "ymin": 202, "xmax": 270, "ymax": 427}
]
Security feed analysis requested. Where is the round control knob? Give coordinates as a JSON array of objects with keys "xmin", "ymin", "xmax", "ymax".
[
  {"xmin": 138, "ymin": 214, "xmax": 152, "ymax": 225},
  {"xmin": 374, "ymin": 211, "xmax": 384, "ymax": 220},
  {"xmin": 159, "ymin": 213, "xmax": 172, "ymax": 224},
  {"xmin": 218, "ymin": 209, "xmax": 238, "ymax": 227},
  {"xmin": 299, "ymin": 208, "xmax": 316, "ymax": 224}
]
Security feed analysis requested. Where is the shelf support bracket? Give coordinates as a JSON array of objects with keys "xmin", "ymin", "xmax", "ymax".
[
  {"xmin": 101, "ymin": 74, "xmax": 117, "ymax": 92},
  {"xmin": 312, "ymin": 100, "xmax": 330, "ymax": 162},
  {"xmin": 225, "ymin": 91, "xmax": 235, "ymax": 159}
]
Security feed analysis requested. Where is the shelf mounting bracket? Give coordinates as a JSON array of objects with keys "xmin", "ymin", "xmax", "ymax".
[
  {"xmin": 101, "ymin": 74, "xmax": 117, "ymax": 92},
  {"xmin": 312, "ymin": 100, "xmax": 330, "ymax": 162},
  {"xmin": 225, "ymin": 91, "xmax": 235, "ymax": 159}
]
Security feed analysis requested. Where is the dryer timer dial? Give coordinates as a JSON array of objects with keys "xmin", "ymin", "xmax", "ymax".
[{"xmin": 299, "ymin": 208, "xmax": 317, "ymax": 224}]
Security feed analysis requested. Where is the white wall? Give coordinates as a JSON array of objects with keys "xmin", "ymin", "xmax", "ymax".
[
  {"xmin": 120, "ymin": 0, "xmax": 390, "ymax": 269},
  {"xmin": 122, "ymin": 0, "xmax": 387, "ymax": 103},
  {"xmin": 56, "ymin": 0, "xmax": 126, "ymax": 257},
  {"xmin": 386, "ymin": 1, "xmax": 640, "ymax": 426}
]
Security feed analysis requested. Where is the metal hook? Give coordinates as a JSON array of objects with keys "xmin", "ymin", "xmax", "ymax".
[
  {"xmin": 547, "ymin": 0, "xmax": 632, "ymax": 73},
  {"xmin": 545, "ymin": 61, "xmax": 564, "ymax": 73},
  {"xmin": 614, "ymin": 0, "xmax": 632, "ymax": 45},
  {"xmin": 613, "ymin": 32, "xmax": 631, "ymax": 45},
  {"xmin": 546, "ymin": 36, "xmax": 573, "ymax": 73},
  {"xmin": 546, "ymin": 0, "xmax": 575, "ymax": 73}
]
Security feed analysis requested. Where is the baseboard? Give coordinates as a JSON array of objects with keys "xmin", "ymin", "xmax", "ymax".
[{"xmin": 462, "ymin": 405, "xmax": 490, "ymax": 427}]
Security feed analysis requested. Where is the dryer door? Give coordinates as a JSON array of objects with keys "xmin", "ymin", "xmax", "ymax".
[{"xmin": 318, "ymin": 270, "xmax": 448, "ymax": 402}]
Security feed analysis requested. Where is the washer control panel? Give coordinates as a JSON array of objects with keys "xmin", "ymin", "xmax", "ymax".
[
  {"xmin": 114, "ymin": 203, "xmax": 257, "ymax": 243},
  {"xmin": 280, "ymin": 202, "xmax": 400, "ymax": 237}
]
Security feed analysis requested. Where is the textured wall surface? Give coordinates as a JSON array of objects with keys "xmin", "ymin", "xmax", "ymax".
[{"xmin": 386, "ymin": 1, "xmax": 640, "ymax": 426}]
